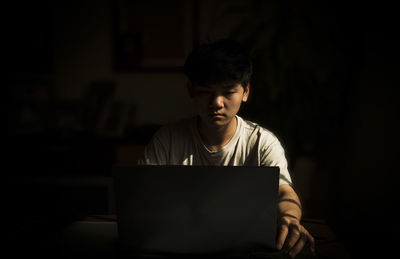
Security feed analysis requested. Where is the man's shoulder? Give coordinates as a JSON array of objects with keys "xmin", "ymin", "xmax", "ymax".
[{"xmin": 238, "ymin": 116, "xmax": 277, "ymax": 139}]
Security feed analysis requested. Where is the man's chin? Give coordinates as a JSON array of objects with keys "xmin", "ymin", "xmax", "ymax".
[
  {"xmin": 198, "ymin": 114, "xmax": 235, "ymax": 128},
  {"xmin": 204, "ymin": 117, "xmax": 230, "ymax": 128}
]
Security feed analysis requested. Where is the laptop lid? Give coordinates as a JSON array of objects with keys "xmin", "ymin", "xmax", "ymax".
[{"xmin": 113, "ymin": 165, "xmax": 279, "ymax": 256}]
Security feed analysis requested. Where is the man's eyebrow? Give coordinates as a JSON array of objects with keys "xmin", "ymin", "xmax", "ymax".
[{"xmin": 222, "ymin": 83, "xmax": 238, "ymax": 89}]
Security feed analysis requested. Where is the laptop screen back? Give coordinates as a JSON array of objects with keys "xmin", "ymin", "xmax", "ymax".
[{"xmin": 113, "ymin": 165, "xmax": 279, "ymax": 256}]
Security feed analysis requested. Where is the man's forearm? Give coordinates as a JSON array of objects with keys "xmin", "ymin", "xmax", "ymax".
[{"xmin": 278, "ymin": 184, "xmax": 302, "ymax": 220}]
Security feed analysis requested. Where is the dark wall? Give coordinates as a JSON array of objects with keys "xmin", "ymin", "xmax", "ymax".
[{"xmin": 326, "ymin": 2, "xmax": 400, "ymax": 258}]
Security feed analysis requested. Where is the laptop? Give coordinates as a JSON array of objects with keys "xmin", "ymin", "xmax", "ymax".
[{"xmin": 113, "ymin": 165, "xmax": 280, "ymax": 257}]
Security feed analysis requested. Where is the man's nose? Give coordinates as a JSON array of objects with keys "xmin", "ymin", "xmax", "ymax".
[{"xmin": 209, "ymin": 94, "xmax": 224, "ymax": 109}]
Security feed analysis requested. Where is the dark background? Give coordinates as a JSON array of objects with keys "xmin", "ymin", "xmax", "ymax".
[{"xmin": 4, "ymin": 0, "xmax": 399, "ymax": 258}]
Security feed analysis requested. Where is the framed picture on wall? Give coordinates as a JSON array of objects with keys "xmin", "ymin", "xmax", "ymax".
[{"xmin": 112, "ymin": 0, "xmax": 197, "ymax": 72}]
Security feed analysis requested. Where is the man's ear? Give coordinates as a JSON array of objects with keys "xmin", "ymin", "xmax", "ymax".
[
  {"xmin": 242, "ymin": 83, "xmax": 250, "ymax": 102},
  {"xmin": 186, "ymin": 80, "xmax": 195, "ymax": 98}
]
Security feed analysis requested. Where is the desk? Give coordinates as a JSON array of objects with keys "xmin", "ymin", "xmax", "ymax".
[
  {"xmin": 59, "ymin": 221, "xmax": 118, "ymax": 258},
  {"xmin": 6, "ymin": 215, "xmax": 350, "ymax": 259}
]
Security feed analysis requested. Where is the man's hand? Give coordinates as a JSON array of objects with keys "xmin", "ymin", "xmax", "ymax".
[{"xmin": 276, "ymin": 215, "xmax": 315, "ymax": 258}]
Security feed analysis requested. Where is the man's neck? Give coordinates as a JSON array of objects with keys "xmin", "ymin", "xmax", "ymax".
[{"xmin": 197, "ymin": 116, "xmax": 237, "ymax": 152}]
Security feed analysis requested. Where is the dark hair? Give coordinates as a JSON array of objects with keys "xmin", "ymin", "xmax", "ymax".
[{"xmin": 183, "ymin": 39, "xmax": 252, "ymax": 88}]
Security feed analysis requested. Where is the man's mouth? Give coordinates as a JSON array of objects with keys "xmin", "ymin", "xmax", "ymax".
[{"xmin": 208, "ymin": 113, "xmax": 224, "ymax": 118}]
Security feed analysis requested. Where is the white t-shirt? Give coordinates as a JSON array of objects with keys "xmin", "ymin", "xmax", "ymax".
[{"xmin": 137, "ymin": 115, "xmax": 292, "ymax": 185}]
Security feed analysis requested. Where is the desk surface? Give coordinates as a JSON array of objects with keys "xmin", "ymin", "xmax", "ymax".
[
  {"xmin": 80, "ymin": 215, "xmax": 351, "ymax": 258},
  {"xmin": 6, "ymin": 215, "xmax": 351, "ymax": 259}
]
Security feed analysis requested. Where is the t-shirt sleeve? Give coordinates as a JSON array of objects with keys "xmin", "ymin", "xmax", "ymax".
[
  {"xmin": 137, "ymin": 127, "xmax": 169, "ymax": 165},
  {"xmin": 260, "ymin": 135, "xmax": 292, "ymax": 186}
]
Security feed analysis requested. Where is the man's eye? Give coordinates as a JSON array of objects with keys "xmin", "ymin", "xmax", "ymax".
[{"xmin": 224, "ymin": 91, "xmax": 235, "ymax": 95}]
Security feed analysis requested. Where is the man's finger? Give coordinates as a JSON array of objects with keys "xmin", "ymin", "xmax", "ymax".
[
  {"xmin": 282, "ymin": 223, "xmax": 301, "ymax": 252},
  {"xmin": 288, "ymin": 232, "xmax": 307, "ymax": 258},
  {"xmin": 306, "ymin": 230, "xmax": 316, "ymax": 255},
  {"xmin": 276, "ymin": 222, "xmax": 289, "ymax": 250}
]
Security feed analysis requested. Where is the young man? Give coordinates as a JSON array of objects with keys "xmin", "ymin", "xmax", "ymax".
[{"xmin": 138, "ymin": 39, "xmax": 315, "ymax": 258}]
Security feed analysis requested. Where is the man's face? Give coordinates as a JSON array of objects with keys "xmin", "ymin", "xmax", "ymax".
[{"xmin": 189, "ymin": 82, "xmax": 250, "ymax": 128}]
